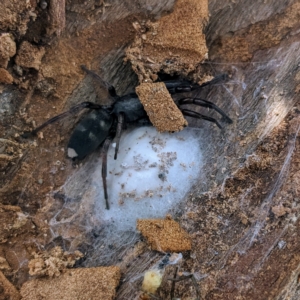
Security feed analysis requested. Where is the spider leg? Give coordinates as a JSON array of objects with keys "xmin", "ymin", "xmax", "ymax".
[
  {"xmin": 165, "ymin": 74, "xmax": 228, "ymax": 94},
  {"xmin": 81, "ymin": 65, "xmax": 118, "ymax": 98},
  {"xmin": 178, "ymin": 98, "xmax": 233, "ymax": 124},
  {"xmin": 181, "ymin": 109, "xmax": 223, "ymax": 129},
  {"xmin": 22, "ymin": 101, "xmax": 105, "ymax": 138},
  {"xmin": 114, "ymin": 112, "xmax": 125, "ymax": 160},
  {"xmin": 22, "ymin": 101, "xmax": 102, "ymax": 138},
  {"xmin": 101, "ymin": 135, "xmax": 114, "ymax": 210}
]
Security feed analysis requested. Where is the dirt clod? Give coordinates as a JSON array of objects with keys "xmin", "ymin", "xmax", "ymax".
[
  {"xmin": 136, "ymin": 82, "xmax": 187, "ymax": 132},
  {"xmin": 0, "ymin": 0, "xmax": 36, "ymax": 36},
  {"xmin": 271, "ymin": 204, "xmax": 291, "ymax": 218},
  {"xmin": 0, "ymin": 257, "xmax": 11, "ymax": 271},
  {"xmin": 126, "ymin": 0, "xmax": 208, "ymax": 82},
  {"xmin": 20, "ymin": 266, "xmax": 121, "ymax": 300},
  {"xmin": 137, "ymin": 216, "xmax": 191, "ymax": 252},
  {"xmin": 15, "ymin": 41, "xmax": 45, "ymax": 70},
  {"xmin": 0, "ymin": 33, "xmax": 16, "ymax": 68},
  {"xmin": 28, "ymin": 246, "xmax": 84, "ymax": 277},
  {"xmin": 0, "ymin": 270, "xmax": 21, "ymax": 300},
  {"xmin": 0, "ymin": 204, "xmax": 28, "ymax": 243},
  {"xmin": 0, "ymin": 68, "xmax": 13, "ymax": 84}
]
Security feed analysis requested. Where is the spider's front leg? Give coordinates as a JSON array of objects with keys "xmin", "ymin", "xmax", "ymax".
[
  {"xmin": 101, "ymin": 134, "xmax": 114, "ymax": 210},
  {"xmin": 164, "ymin": 75, "xmax": 232, "ymax": 128},
  {"xmin": 164, "ymin": 74, "xmax": 228, "ymax": 95},
  {"xmin": 178, "ymin": 97, "xmax": 233, "ymax": 128},
  {"xmin": 114, "ymin": 112, "xmax": 125, "ymax": 160},
  {"xmin": 21, "ymin": 101, "xmax": 105, "ymax": 138},
  {"xmin": 81, "ymin": 65, "xmax": 118, "ymax": 98}
]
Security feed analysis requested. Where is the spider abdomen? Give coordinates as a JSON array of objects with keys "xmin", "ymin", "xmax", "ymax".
[{"xmin": 67, "ymin": 110, "xmax": 113, "ymax": 160}]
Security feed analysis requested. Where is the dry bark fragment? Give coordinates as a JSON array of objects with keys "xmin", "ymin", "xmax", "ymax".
[
  {"xmin": 48, "ymin": 0, "xmax": 66, "ymax": 36},
  {"xmin": 136, "ymin": 82, "xmax": 187, "ymax": 132},
  {"xmin": 137, "ymin": 216, "xmax": 191, "ymax": 252},
  {"xmin": 126, "ymin": 0, "xmax": 208, "ymax": 82},
  {"xmin": 21, "ymin": 266, "xmax": 121, "ymax": 300}
]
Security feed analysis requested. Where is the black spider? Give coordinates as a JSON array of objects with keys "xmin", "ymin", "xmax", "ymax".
[{"xmin": 23, "ymin": 65, "xmax": 232, "ymax": 209}]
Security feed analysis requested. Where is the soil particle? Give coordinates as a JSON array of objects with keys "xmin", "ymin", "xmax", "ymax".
[
  {"xmin": 136, "ymin": 82, "xmax": 188, "ymax": 132},
  {"xmin": 0, "ymin": 0, "xmax": 36, "ymax": 35},
  {"xmin": 15, "ymin": 41, "xmax": 46, "ymax": 70},
  {"xmin": 20, "ymin": 266, "xmax": 121, "ymax": 300},
  {"xmin": 137, "ymin": 216, "xmax": 191, "ymax": 252},
  {"xmin": 0, "ymin": 270, "xmax": 21, "ymax": 300},
  {"xmin": 0, "ymin": 204, "xmax": 29, "ymax": 243},
  {"xmin": 0, "ymin": 68, "xmax": 13, "ymax": 84},
  {"xmin": 28, "ymin": 246, "xmax": 84, "ymax": 277},
  {"xmin": 0, "ymin": 33, "xmax": 16, "ymax": 69},
  {"xmin": 0, "ymin": 257, "xmax": 11, "ymax": 271},
  {"xmin": 271, "ymin": 204, "xmax": 291, "ymax": 218}
]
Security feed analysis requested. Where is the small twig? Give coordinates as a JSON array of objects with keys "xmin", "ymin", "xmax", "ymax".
[
  {"xmin": 168, "ymin": 274, "xmax": 193, "ymax": 282},
  {"xmin": 191, "ymin": 274, "xmax": 201, "ymax": 300},
  {"xmin": 145, "ymin": 292, "xmax": 162, "ymax": 300},
  {"xmin": 170, "ymin": 267, "xmax": 178, "ymax": 299},
  {"xmin": 167, "ymin": 273, "xmax": 201, "ymax": 300}
]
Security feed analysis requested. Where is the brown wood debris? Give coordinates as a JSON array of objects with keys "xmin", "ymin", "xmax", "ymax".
[
  {"xmin": 137, "ymin": 216, "xmax": 191, "ymax": 252},
  {"xmin": 126, "ymin": 0, "xmax": 208, "ymax": 82},
  {"xmin": 20, "ymin": 266, "xmax": 121, "ymax": 300},
  {"xmin": 0, "ymin": 271, "xmax": 21, "ymax": 300},
  {"xmin": 136, "ymin": 82, "xmax": 188, "ymax": 132}
]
